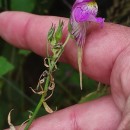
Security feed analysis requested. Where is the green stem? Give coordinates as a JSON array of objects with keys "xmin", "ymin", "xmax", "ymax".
[
  {"xmin": 52, "ymin": 33, "xmax": 71, "ymax": 68},
  {"xmin": 24, "ymin": 33, "xmax": 70, "ymax": 130},
  {"xmin": 63, "ymin": 33, "xmax": 71, "ymax": 48},
  {"xmin": 24, "ymin": 77, "xmax": 50, "ymax": 130},
  {"xmin": 24, "ymin": 95, "xmax": 44, "ymax": 130}
]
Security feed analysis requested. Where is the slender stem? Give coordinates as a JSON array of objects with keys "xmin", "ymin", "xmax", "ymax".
[
  {"xmin": 63, "ymin": 33, "xmax": 70, "ymax": 48},
  {"xmin": 24, "ymin": 33, "xmax": 70, "ymax": 130},
  {"xmin": 24, "ymin": 95, "xmax": 44, "ymax": 130},
  {"xmin": 24, "ymin": 77, "xmax": 50, "ymax": 130}
]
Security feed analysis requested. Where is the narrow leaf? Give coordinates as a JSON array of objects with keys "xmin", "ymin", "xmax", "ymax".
[
  {"xmin": 19, "ymin": 49, "xmax": 31, "ymax": 56},
  {"xmin": 0, "ymin": 56, "xmax": 14, "ymax": 76},
  {"xmin": 11, "ymin": 0, "xmax": 36, "ymax": 12}
]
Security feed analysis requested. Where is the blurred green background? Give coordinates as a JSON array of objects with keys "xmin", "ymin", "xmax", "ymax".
[{"xmin": 0, "ymin": 0, "xmax": 130, "ymax": 129}]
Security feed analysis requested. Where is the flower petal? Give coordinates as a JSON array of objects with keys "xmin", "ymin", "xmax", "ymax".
[
  {"xmin": 72, "ymin": 6, "xmax": 90, "ymax": 22},
  {"xmin": 72, "ymin": 1, "xmax": 98, "ymax": 23},
  {"xmin": 69, "ymin": 0, "xmax": 105, "ymax": 47},
  {"xmin": 96, "ymin": 17, "xmax": 105, "ymax": 27},
  {"xmin": 75, "ymin": 0, "xmax": 92, "ymax": 4}
]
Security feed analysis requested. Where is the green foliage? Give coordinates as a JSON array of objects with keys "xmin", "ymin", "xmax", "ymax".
[
  {"xmin": 11, "ymin": 0, "xmax": 36, "ymax": 12},
  {"xmin": 107, "ymin": 0, "xmax": 130, "ymax": 26},
  {"xmin": 79, "ymin": 85, "xmax": 109, "ymax": 103},
  {"xmin": 19, "ymin": 49, "xmax": 31, "ymax": 56},
  {"xmin": 0, "ymin": 56, "xmax": 14, "ymax": 76}
]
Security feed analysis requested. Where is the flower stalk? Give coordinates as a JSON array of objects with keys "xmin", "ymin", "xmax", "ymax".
[{"xmin": 69, "ymin": 0, "xmax": 105, "ymax": 90}]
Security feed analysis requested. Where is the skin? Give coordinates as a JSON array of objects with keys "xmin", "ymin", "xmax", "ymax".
[{"xmin": 1, "ymin": 11, "xmax": 130, "ymax": 130}]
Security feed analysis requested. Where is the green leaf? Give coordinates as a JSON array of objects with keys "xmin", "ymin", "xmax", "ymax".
[
  {"xmin": 19, "ymin": 49, "xmax": 31, "ymax": 56},
  {"xmin": 0, "ymin": 56, "xmax": 14, "ymax": 76},
  {"xmin": 79, "ymin": 86, "xmax": 109, "ymax": 103},
  {"xmin": 11, "ymin": 0, "xmax": 36, "ymax": 12}
]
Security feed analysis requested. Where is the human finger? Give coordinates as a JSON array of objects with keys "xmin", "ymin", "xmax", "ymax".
[
  {"xmin": 5, "ymin": 96, "xmax": 121, "ymax": 130},
  {"xmin": 0, "ymin": 11, "xmax": 130, "ymax": 84}
]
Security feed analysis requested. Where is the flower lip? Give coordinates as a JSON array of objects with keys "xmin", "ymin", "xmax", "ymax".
[
  {"xmin": 72, "ymin": 1, "xmax": 98, "ymax": 23},
  {"xmin": 70, "ymin": 0, "xmax": 105, "ymax": 46}
]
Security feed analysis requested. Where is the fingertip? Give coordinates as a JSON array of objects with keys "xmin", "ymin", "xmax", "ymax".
[{"xmin": 0, "ymin": 11, "xmax": 69, "ymax": 56}]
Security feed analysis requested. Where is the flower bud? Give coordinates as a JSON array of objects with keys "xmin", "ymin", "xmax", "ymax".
[
  {"xmin": 55, "ymin": 21, "xmax": 64, "ymax": 42},
  {"xmin": 48, "ymin": 24, "xmax": 55, "ymax": 43}
]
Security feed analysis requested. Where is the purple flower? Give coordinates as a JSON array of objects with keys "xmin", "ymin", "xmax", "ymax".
[{"xmin": 70, "ymin": 0, "xmax": 105, "ymax": 46}]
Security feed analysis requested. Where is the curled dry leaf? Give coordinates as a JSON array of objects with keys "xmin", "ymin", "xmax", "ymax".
[
  {"xmin": 44, "ymin": 89, "xmax": 54, "ymax": 101},
  {"xmin": 43, "ymin": 102, "xmax": 57, "ymax": 114},
  {"xmin": 30, "ymin": 87, "xmax": 46, "ymax": 95},
  {"xmin": 44, "ymin": 58, "xmax": 49, "ymax": 68},
  {"xmin": 48, "ymin": 73, "xmax": 55, "ymax": 90},
  {"xmin": 48, "ymin": 82, "xmax": 55, "ymax": 90},
  {"xmin": 8, "ymin": 109, "xmax": 16, "ymax": 130},
  {"xmin": 18, "ymin": 111, "xmax": 33, "ymax": 130},
  {"xmin": 43, "ymin": 73, "xmax": 55, "ymax": 101},
  {"xmin": 28, "ymin": 110, "xmax": 33, "ymax": 119},
  {"xmin": 36, "ymin": 70, "xmax": 49, "ymax": 90}
]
